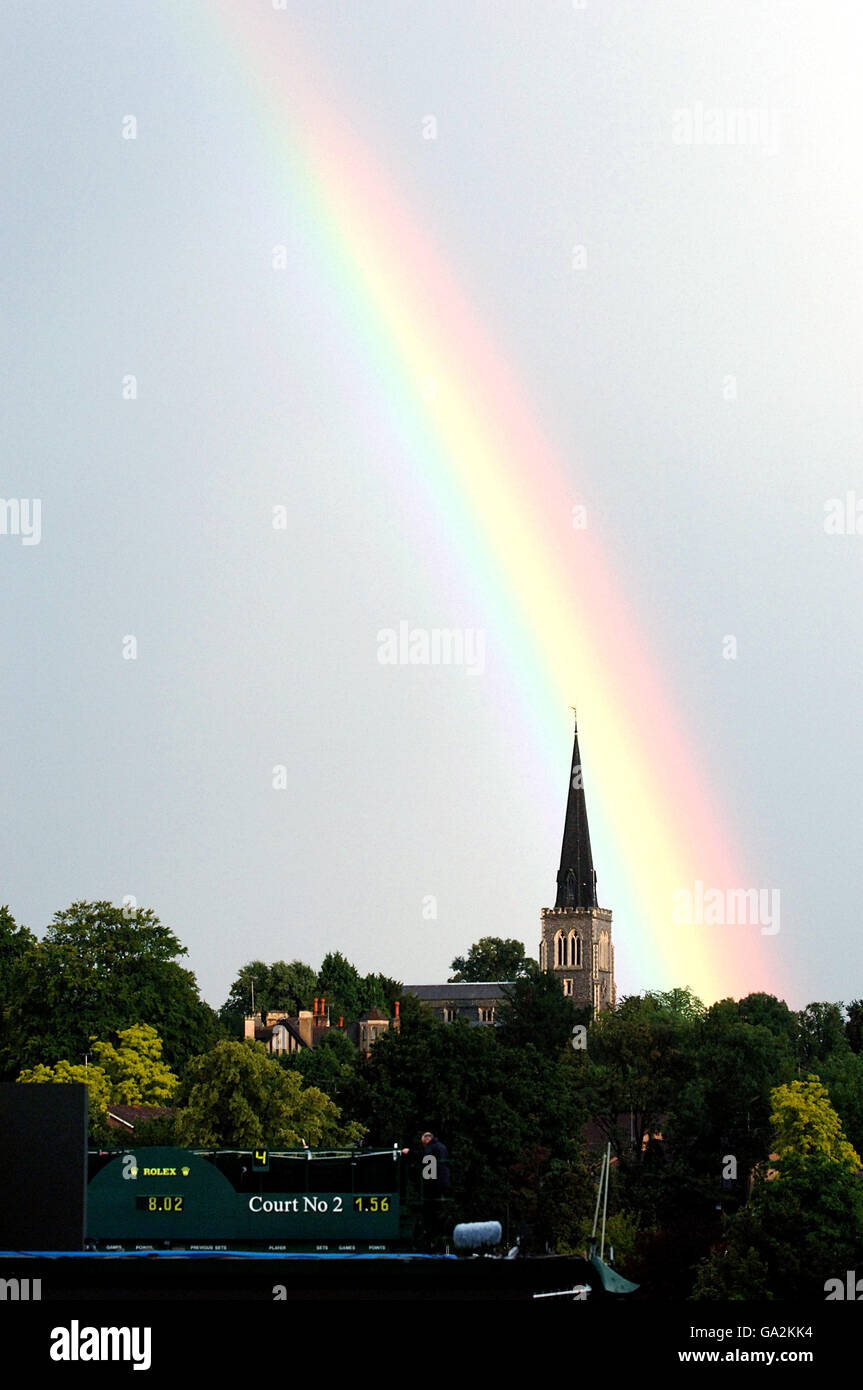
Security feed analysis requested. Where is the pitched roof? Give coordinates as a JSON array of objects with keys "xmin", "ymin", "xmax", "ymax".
[{"xmin": 404, "ymin": 983, "xmax": 512, "ymax": 1002}]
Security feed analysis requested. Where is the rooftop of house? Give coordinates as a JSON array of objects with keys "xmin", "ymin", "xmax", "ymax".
[{"xmin": 403, "ymin": 982, "xmax": 514, "ymax": 1001}]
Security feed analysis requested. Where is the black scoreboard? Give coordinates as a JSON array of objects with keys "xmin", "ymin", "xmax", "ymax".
[{"xmin": 86, "ymin": 1146, "xmax": 409, "ymax": 1252}]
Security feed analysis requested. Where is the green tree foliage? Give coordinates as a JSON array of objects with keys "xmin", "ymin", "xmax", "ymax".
[
  {"xmin": 576, "ymin": 991, "xmax": 702, "ymax": 1169},
  {"xmin": 796, "ymin": 1002, "xmax": 849, "ymax": 1070},
  {"xmin": 691, "ymin": 1244, "xmax": 774, "ymax": 1300},
  {"xmin": 220, "ymin": 955, "xmax": 402, "ymax": 1035},
  {"xmin": 735, "ymin": 992, "xmax": 798, "ymax": 1049},
  {"xmin": 359, "ymin": 971, "xmax": 403, "ymax": 1017},
  {"xmin": 667, "ymin": 998, "xmax": 795, "ymax": 1212},
  {"xmin": 0, "ymin": 906, "xmax": 36, "ymax": 1077},
  {"xmin": 219, "ymin": 960, "xmax": 318, "ymax": 1033},
  {"xmin": 351, "ymin": 997, "xmax": 585, "ymax": 1241},
  {"xmin": 448, "ymin": 937, "xmax": 532, "ymax": 983},
  {"xmin": 693, "ymin": 1156, "xmax": 863, "ymax": 1299},
  {"xmin": 2, "ymin": 901, "xmax": 222, "ymax": 1075},
  {"xmin": 90, "ymin": 1023, "xmax": 178, "ymax": 1105},
  {"xmin": 316, "ymin": 951, "xmax": 363, "ymax": 1021},
  {"xmin": 17, "ymin": 1023, "xmax": 178, "ymax": 1141},
  {"xmin": 173, "ymin": 1039, "xmax": 364, "ymax": 1149},
  {"xmin": 0, "ymin": 905, "xmax": 35, "ymax": 1008},
  {"xmin": 845, "ymin": 999, "xmax": 863, "ymax": 1054},
  {"xmin": 316, "ymin": 956, "xmax": 401, "ymax": 1023},
  {"xmin": 496, "ymin": 962, "xmax": 582, "ymax": 1054},
  {"xmin": 770, "ymin": 1075, "xmax": 861, "ymax": 1171},
  {"xmin": 694, "ymin": 1075, "xmax": 863, "ymax": 1298},
  {"xmin": 17, "ymin": 1058, "xmax": 112, "ymax": 1136},
  {"xmin": 280, "ymin": 1027, "xmax": 358, "ymax": 1111}
]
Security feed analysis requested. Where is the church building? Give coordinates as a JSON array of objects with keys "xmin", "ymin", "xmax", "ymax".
[{"xmin": 539, "ymin": 712, "xmax": 615, "ymax": 1013}]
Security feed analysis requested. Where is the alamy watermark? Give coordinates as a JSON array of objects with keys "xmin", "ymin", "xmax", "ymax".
[
  {"xmin": 824, "ymin": 492, "xmax": 863, "ymax": 534},
  {"xmin": 825, "ymin": 1271, "xmax": 863, "ymax": 1299},
  {"xmin": 377, "ymin": 622, "xmax": 485, "ymax": 675},
  {"xmin": 672, "ymin": 881, "xmax": 780, "ymax": 935},
  {"xmin": 671, "ymin": 103, "xmax": 781, "ymax": 156},
  {"xmin": 0, "ymin": 498, "xmax": 41, "ymax": 545}
]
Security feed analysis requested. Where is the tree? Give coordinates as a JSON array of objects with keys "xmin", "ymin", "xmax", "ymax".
[
  {"xmin": 770, "ymin": 1075, "xmax": 861, "ymax": 1171},
  {"xmin": 496, "ymin": 962, "xmax": 582, "ymax": 1054},
  {"xmin": 693, "ymin": 1155, "xmax": 863, "ymax": 1299},
  {"xmin": 317, "ymin": 951, "xmax": 364, "ymax": 1021},
  {"xmin": 173, "ymin": 1039, "xmax": 364, "ymax": 1148},
  {"xmin": 692, "ymin": 1071, "xmax": 863, "ymax": 1299},
  {"xmin": 845, "ymin": 999, "xmax": 863, "ymax": 1054},
  {"xmin": 358, "ymin": 972, "xmax": 402, "ymax": 1017},
  {"xmin": 17, "ymin": 1058, "xmax": 112, "ymax": 1137},
  {"xmin": 691, "ymin": 1243, "xmax": 774, "ymax": 1300},
  {"xmin": 449, "ymin": 937, "xmax": 532, "ymax": 983},
  {"xmin": 352, "ymin": 997, "xmax": 586, "ymax": 1238},
  {"xmin": 0, "ymin": 906, "xmax": 35, "ymax": 1008},
  {"xmin": 17, "ymin": 1024, "xmax": 178, "ymax": 1141},
  {"xmin": 90, "ymin": 1023, "xmax": 178, "ymax": 1105},
  {"xmin": 667, "ymin": 998, "xmax": 794, "ymax": 1212},
  {"xmin": 735, "ymin": 992, "xmax": 798, "ymax": 1049},
  {"xmin": 577, "ymin": 992, "xmax": 700, "ymax": 1168},
  {"xmin": 219, "ymin": 959, "xmax": 318, "ymax": 1033},
  {"xmin": 0, "ymin": 906, "xmax": 36, "ymax": 1078},
  {"xmin": 796, "ymin": 1002, "xmax": 849, "ymax": 1070},
  {"xmin": 280, "ymin": 1027, "xmax": 358, "ymax": 1110},
  {"xmin": 2, "ymin": 901, "xmax": 222, "ymax": 1074}
]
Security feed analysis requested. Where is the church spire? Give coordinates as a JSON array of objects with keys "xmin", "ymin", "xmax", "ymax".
[{"xmin": 555, "ymin": 708, "xmax": 598, "ymax": 910}]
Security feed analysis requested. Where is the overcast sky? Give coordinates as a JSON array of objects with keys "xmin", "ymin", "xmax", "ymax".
[{"xmin": 2, "ymin": 1, "xmax": 862, "ymax": 1011}]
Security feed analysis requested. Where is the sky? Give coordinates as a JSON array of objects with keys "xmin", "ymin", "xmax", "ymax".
[{"xmin": 2, "ymin": 0, "xmax": 862, "ymax": 1013}]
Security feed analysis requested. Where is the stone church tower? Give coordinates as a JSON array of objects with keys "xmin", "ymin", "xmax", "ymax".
[{"xmin": 539, "ymin": 713, "xmax": 615, "ymax": 1014}]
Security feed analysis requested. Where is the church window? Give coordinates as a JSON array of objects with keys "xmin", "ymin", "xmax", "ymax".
[
  {"xmin": 566, "ymin": 870, "xmax": 576, "ymax": 907},
  {"xmin": 563, "ymin": 978, "xmax": 574, "ymax": 996}
]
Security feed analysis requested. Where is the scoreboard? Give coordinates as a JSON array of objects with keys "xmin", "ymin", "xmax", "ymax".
[{"xmin": 86, "ymin": 1146, "xmax": 409, "ymax": 1252}]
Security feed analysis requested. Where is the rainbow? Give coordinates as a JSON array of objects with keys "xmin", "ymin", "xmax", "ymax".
[{"xmin": 198, "ymin": 3, "xmax": 788, "ymax": 1005}]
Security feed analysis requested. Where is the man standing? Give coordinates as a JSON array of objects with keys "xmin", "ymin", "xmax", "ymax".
[{"xmin": 401, "ymin": 1131, "xmax": 451, "ymax": 1199}]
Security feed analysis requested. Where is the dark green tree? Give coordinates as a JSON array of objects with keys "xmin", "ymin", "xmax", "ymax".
[
  {"xmin": 667, "ymin": 998, "xmax": 795, "ymax": 1213},
  {"xmin": 358, "ymin": 971, "xmax": 402, "ymax": 1017},
  {"xmin": 496, "ymin": 962, "xmax": 583, "ymax": 1054},
  {"xmin": 692, "ymin": 1155, "xmax": 863, "ymax": 1299},
  {"xmin": 317, "ymin": 951, "xmax": 364, "ymax": 1021},
  {"xmin": 576, "ymin": 992, "xmax": 701, "ymax": 1171},
  {"xmin": 448, "ymin": 937, "xmax": 532, "ymax": 983},
  {"xmin": 219, "ymin": 959, "xmax": 317, "ymax": 1033},
  {"xmin": 351, "ymin": 996, "xmax": 586, "ymax": 1241},
  {"xmin": 845, "ymin": 1000, "xmax": 863, "ymax": 1054},
  {"xmin": 280, "ymin": 1026, "xmax": 359, "ymax": 1111},
  {"xmin": 0, "ymin": 906, "xmax": 36, "ymax": 1077},
  {"xmin": 0, "ymin": 905, "xmax": 35, "ymax": 1006},
  {"xmin": 735, "ymin": 992, "xmax": 798, "ymax": 1050},
  {"xmin": 2, "ymin": 901, "xmax": 222, "ymax": 1074}
]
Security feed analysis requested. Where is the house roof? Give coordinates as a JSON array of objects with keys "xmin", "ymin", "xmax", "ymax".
[
  {"xmin": 256, "ymin": 1016, "xmax": 309, "ymax": 1048},
  {"xmin": 404, "ymin": 983, "xmax": 513, "ymax": 1002}
]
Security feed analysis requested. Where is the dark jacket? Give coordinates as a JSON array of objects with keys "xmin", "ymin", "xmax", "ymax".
[{"xmin": 419, "ymin": 1137, "xmax": 451, "ymax": 1194}]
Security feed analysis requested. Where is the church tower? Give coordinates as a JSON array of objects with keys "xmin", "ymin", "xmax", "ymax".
[{"xmin": 539, "ymin": 712, "xmax": 614, "ymax": 1014}]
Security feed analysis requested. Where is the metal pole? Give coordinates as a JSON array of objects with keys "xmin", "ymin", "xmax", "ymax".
[
  {"xmin": 600, "ymin": 1142, "xmax": 611, "ymax": 1261},
  {"xmin": 591, "ymin": 1147, "xmax": 605, "ymax": 1242}
]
